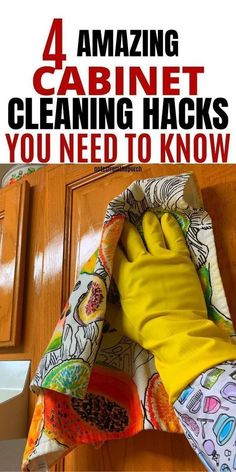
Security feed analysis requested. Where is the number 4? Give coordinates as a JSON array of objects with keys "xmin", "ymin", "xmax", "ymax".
[{"xmin": 43, "ymin": 19, "xmax": 66, "ymax": 69}]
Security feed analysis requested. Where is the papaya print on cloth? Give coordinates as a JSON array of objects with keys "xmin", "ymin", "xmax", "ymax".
[
  {"xmin": 23, "ymin": 173, "xmax": 236, "ymax": 471},
  {"xmin": 43, "ymin": 366, "xmax": 143, "ymax": 447}
]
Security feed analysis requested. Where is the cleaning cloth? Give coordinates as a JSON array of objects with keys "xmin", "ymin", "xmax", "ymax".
[{"xmin": 23, "ymin": 172, "xmax": 236, "ymax": 471}]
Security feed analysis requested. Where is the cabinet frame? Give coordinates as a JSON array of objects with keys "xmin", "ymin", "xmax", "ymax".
[{"xmin": 0, "ymin": 181, "xmax": 30, "ymax": 347}]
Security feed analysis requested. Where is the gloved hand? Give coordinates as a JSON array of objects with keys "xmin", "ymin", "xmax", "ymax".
[{"xmin": 108, "ymin": 211, "xmax": 236, "ymax": 404}]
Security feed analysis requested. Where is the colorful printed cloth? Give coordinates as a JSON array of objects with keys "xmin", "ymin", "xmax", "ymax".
[
  {"xmin": 23, "ymin": 173, "xmax": 236, "ymax": 470},
  {"xmin": 174, "ymin": 361, "xmax": 236, "ymax": 471}
]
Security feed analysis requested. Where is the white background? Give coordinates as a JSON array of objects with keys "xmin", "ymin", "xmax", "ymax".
[{"xmin": 0, "ymin": 0, "xmax": 235, "ymax": 164}]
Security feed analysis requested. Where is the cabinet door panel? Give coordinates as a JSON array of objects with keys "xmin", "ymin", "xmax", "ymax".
[
  {"xmin": 0, "ymin": 181, "xmax": 30, "ymax": 347},
  {"xmin": 45, "ymin": 164, "xmax": 236, "ymax": 471},
  {"xmin": 45, "ymin": 166, "xmax": 204, "ymax": 471},
  {"xmin": 68, "ymin": 170, "xmax": 137, "ymax": 288}
]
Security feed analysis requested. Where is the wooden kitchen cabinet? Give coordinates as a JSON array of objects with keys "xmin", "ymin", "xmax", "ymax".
[
  {"xmin": 0, "ymin": 164, "xmax": 236, "ymax": 471},
  {"xmin": 0, "ymin": 181, "xmax": 29, "ymax": 347}
]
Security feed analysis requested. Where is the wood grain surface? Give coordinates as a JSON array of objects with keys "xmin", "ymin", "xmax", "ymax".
[
  {"xmin": 0, "ymin": 164, "xmax": 236, "ymax": 471},
  {"xmin": 0, "ymin": 181, "xmax": 30, "ymax": 346}
]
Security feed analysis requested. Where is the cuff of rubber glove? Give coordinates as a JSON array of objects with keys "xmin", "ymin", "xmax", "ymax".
[{"xmin": 154, "ymin": 337, "xmax": 236, "ymax": 405}]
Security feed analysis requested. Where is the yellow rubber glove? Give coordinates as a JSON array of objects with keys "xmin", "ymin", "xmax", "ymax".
[{"xmin": 109, "ymin": 211, "xmax": 236, "ymax": 404}]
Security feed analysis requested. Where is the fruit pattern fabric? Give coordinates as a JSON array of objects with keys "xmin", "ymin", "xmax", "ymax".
[{"xmin": 23, "ymin": 173, "xmax": 236, "ymax": 470}]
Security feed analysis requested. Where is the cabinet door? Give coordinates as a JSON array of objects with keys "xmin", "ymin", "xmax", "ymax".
[
  {"xmin": 44, "ymin": 165, "xmax": 206, "ymax": 472},
  {"xmin": 0, "ymin": 181, "xmax": 30, "ymax": 347}
]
